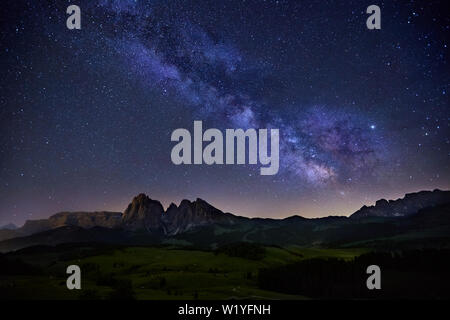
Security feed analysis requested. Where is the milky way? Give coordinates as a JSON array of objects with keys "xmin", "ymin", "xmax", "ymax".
[
  {"xmin": 92, "ymin": 0, "xmax": 389, "ymax": 183},
  {"xmin": 0, "ymin": 0, "xmax": 449, "ymax": 224}
]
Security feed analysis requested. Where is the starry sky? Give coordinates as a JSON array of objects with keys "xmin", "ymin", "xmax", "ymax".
[{"xmin": 1, "ymin": 0, "xmax": 449, "ymax": 226}]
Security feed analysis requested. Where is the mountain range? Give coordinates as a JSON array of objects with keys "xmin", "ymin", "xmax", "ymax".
[{"xmin": 0, "ymin": 189, "xmax": 449, "ymax": 252}]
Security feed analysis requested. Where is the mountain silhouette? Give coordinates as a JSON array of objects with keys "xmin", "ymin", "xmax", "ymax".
[
  {"xmin": 0, "ymin": 189, "xmax": 449, "ymax": 252},
  {"xmin": 122, "ymin": 193, "xmax": 243, "ymax": 234}
]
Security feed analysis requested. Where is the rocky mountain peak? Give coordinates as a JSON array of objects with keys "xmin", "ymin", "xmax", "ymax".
[
  {"xmin": 167, "ymin": 202, "xmax": 178, "ymax": 211},
  {"xmin": 122, "ymin": 194, "xmax": 164, "ymax": 232}
]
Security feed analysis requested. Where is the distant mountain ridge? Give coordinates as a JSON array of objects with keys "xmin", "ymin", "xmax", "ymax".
[
  {"xmin": 350, "ymin": 189, "xmax": 450, "ymax": 218},
  {"xmin": 0, "ymin": 189, "xmax": 448, "ymax": 248},
  {"xmin": 21, "ymin": 211, "xmax": 123, "ymax": 234},
  {"xmin": 0, "ymin": 223, "xmax": 17, "ymax": 230},
  {"xmin": 0, "ymin": 211, "xmax": 123, "ymax": 243}
]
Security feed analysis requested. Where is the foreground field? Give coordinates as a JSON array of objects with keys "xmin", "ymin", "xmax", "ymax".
[{"xmin": 0, "ymin": 245, "xmax": 367, "ymax": 300}]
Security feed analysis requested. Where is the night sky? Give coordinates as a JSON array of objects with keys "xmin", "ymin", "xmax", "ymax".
[{"xmin": 1, "ymin": 0, "xmax": 449, "ymax": 226}]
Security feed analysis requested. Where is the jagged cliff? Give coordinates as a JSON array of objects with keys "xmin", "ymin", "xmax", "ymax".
[{"xmin": 122, "ymin": 194, "xmax": 242, "ymax": 235}]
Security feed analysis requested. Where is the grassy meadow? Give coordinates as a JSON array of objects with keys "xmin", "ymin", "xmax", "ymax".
[{"xmin": 0, "ymin": 245, "xmax": 367, "ymax": 300}]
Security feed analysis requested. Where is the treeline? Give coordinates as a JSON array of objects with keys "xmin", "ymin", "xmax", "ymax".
[
  {"xmin": 0, "ymin": 254, "xmax": 43, "ymax": 275},
  {"xmin": 258, "ymin": 249, "xmax": 450, "ymax": 299}
]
